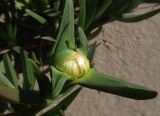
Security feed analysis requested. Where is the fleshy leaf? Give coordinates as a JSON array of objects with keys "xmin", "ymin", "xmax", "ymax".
[
  {"xmin": 3, "ymin": 53, "xmax": 18, "ymax": 88},
  {"xmin": 25, "ymin": 9, "xmax": 47, "ymax": 24},
  {"xmin": 43, "ymin": 87, "xmax": 81, "ymax": 116},
  {"xmin": 21, "ymin": 50, "xmax": 35, "ymax": 89},
  {"xmin": 50, "ymin": 0, "xmax": 75, "ymax": 58},
  {"xmin": 88, "ymin": 26, "xmax": 102, "ymax": 40},
  {"xmin": 79, "ymin": 0, "xmax": 86, "ymax": 29},
  {"xmin": 78, "ymin": 27, "xmax": 88, "ymax": 56},
  {"xmin": 73, "ymin": 69, "xmax": 158, "ymax": 100},
  {"xmin": 0, "ymin": 85, "xmax": 19, "ymax": 103},
  {"xmin": 94, "ymin": 0, "xmax": 112, "ymax": 20},
  {"xmin": 0, "ymin": 72, "xmax": 14, "ymax": 88},
  {"xmin": 54, "ymin": 0, "xmax": 61, "ymax": 11},
  {"xmin": 116, "ymin": 8, "xmax": 160, "ymax": 22},
  {"xmin": 29, "ymin": 59, "xmax": 51, "ymax": 98},
  {"xmin": 85, "ymin": 0, "xmax": 98, "ymax": 31}
]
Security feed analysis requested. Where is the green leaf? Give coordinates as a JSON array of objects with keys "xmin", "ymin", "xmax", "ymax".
[
  {"xmin": 51, "ymin": 66, "xmax": 68, "ymax": 98},
  {"xmin": 85, "ymin": 0, "xmax": 98, "ymax": 30},
  {"xmin": 25, "ymin": 9, "xmax": 47, "ymax": 24},
  {"xmin": 49, "ymin": 0, "xmax": 75, "ymax": 58},
  {"xmin": 108, "ymin": 0, "xmax": 143, "ymax": 15},
  {"xmin": 79, "ymin": 0, "xmax": 86, "ymax": 29},
  {"xmin": 6, "ymin": 24, "xmax": 17, "ymax": 42},
  {"xmin": 3, "ymin": 53, "xmax": 18, "ymax": 88},
  {"xmin": 95, "ymin": 0, "xmax": 112, "ymax": 21},
  {"xmin": 73, "ymin": 69, "xmax": 158, "ymax": 100},
  {"xmin": 0, "ymin": 85, "xmax": 19, "ymax": 103},
  {"xmin": 115, "ymin": 8, "xmax": 160, "ymax": 22},
  {"xmin": 78, "ymin": 27, "xmax": 88, "ymax": 56},
  {"xmin": 21, "ymin": 51, "xmax": 35, "ymax": 89},
  {"xmin": 15, "ymin": 1, "xmax": 24, "ymax": 9},
  {"xmin": 29, "ymin": 59, "xmax": 52, "ymax": 98},
  {"xmin": 54, "ymin": 0, "xmax": 61, "ymax": 11},
  {"xmin": 12, "ymin": 46, "xmax": 21, "ymax": 54},
  {"xmin": 0, "ymin": 73, "xmax": 14, "ymax": 88},
  {"xmin": 88, "ymin": 26, "xmax": 102, "ymax": 40},
  {"xmin": 44, "ymin": 87, "xmax": 81, "ymax": 116},
  {"xmin": 0, "ymin": 60, "xmax": 5, "ymax": 74}
]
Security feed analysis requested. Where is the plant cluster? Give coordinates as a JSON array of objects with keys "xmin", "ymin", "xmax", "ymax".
[{"xmin": 0, "ymin": 0, "xmax": 159, "ymax": 115}]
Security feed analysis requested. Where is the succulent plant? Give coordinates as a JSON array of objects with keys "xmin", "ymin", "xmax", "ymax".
[{"xmin": 0, "ymin": 0, "xmax": 159, "ymax": 115}]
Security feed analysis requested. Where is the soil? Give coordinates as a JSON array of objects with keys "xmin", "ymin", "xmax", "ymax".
[{"xmin": 65, "ymin": 7, "xmax": 160, "ymax": 116}]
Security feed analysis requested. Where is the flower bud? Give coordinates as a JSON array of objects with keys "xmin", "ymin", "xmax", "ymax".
[{"xmin": 55, "ymin": 50, "xmax": 90, "ymax": 79}]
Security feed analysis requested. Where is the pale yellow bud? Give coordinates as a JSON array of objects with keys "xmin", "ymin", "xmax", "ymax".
[{"xmin": 55, "ymin": 50, "xmax": 90, "ymax": 79}]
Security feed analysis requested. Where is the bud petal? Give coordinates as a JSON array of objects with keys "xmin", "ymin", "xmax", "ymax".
[{"xmin": 55, "ymin": 50, "xmax": 90, "ymax": 79}]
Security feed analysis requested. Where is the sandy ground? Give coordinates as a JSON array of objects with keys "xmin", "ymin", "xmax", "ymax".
[{"xmin": 65, "ymin": 8, "xmax": 160, "ymax": 116}]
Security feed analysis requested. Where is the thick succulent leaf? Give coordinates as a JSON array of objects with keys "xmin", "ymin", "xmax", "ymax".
[
  {"xmin": 73, "ymin": 69, "xmax": 158, "ymax": 100},
  {"xmin": 36, "ymin": 86, "xmax": 81, "ymax": 116},
  {"xmin": 54, "ymin": 0, "xmax": 61, "ymax": 11},
  {"xmin": 15, "ymin": 1, "xmax": 24, "ymax": 9},
  {"xmin": 78, "ymin": 27, "xmax": 88, "ymax": 56},
  {"xmin": 25, "ymin": 9, "xmax": 47, "ymax": 24},
  {"xmin": 95, "ymin": 0, "xmax": 112, "ymax": 20},
  {"xmin": 51, "ymin": 66, "xmax": 68, "ymax": 98},
  {"xmin": 43, "ymin": 87, "xmax": 81, "ymax": 116},
  {"xmin": 79, "ymin": 0, "xmax": 86, "ymax": 29},
  {"xmin": 115, "ymin": 8, "xmax": 160, "ymax": 22},
  {"xmin": 0, "ymin": 60, "xmax": 5, "ymax": 74},
  {"xmin": 0, "ymin": 73, "xmax": 14, "ymax": 88},
  {"xmin": 29, "ymin": 59, "xmax": 52, "ymax": 98},
  {"xmin": 3, "ymin": 53, "xmax": 18, "ymax": 88},
  {"xmin": 0, "ymin": 85, "xmax": 19, "ymax": 103},
  {"xmin": 85, "ymin": 0, "xmax": 98, "ymax": 30},
  {"xmin": 88, "ymin": 26, "xmax": 102, "ymax": 40},
  {"xmin": 21, "ymin": 51, "xmax": 35, "ymax": 89},
  {"xmin": 108, "ymin": 0, "xmax": 143, "ymax": 15},
  {"xmin": 50, "ymin": 0, "xmax": 75, "ymax": 57}
]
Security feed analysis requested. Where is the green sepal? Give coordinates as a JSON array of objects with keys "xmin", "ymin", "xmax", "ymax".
[
  {"xmin": 50, "ymin": 0, "xmax": 75, "ymax": 58},
  {"xmin": 73, "ymin": 69, "xmax": 158, "ymax": 100},
  {"xmin": 51, "ymin": 66, "xmax": 68, "ymax": 98}
]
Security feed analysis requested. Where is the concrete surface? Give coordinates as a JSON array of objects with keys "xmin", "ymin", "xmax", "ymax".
[{"xmin": 65, "ymin": 7, "xmax": 160, "ymax": 116}]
